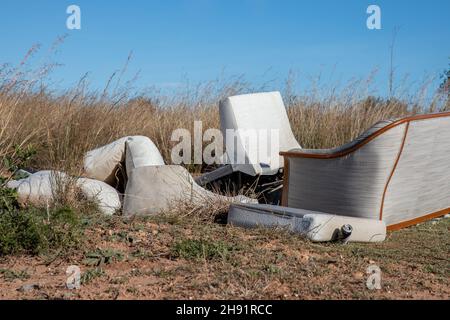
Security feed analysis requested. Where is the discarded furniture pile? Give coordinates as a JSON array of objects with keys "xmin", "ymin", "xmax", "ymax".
[
  {"xmin": 7, "ymin": 91, "xmax": 450, "ymax": 243},
  {"xmin": 225, "ymin": 95, "xmax": 450, "ymax": 241},
  {"xmin": 7, "ymin": 136, "xmax": 257, "ymax": 217}
]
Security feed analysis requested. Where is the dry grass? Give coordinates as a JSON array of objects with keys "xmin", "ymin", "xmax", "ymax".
[{"xmin": 1, "ymin": 50, "xmax": 448, "ymax": 181}]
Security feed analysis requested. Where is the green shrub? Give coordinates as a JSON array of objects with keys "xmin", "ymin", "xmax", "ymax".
[
  {"xmin": 0, "ymin": 187, "xmax": 19, "ymax": 212},
  {"xmin": 2, "ymin": 145, "xmax": 36, "ymax": 174},
  {"xmin": 0, "ymin": 268, "xmax": 30, "ymax": 281},
  {"xmin": 0, "ymin": 191, "xmax": 84, "ymax": 257}
]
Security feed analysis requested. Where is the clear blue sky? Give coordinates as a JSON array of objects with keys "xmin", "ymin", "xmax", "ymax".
[{"xmin": 1, "ymin": 0, "xmax": 449, "ymax": 97}]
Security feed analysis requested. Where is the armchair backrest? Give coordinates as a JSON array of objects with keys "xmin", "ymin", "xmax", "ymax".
[{"xmin": 219, "ymin": 91, "xmax": 301, "ymax": 176}]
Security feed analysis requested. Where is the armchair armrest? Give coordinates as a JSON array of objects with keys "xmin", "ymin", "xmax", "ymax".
[{"xmin": 281, "ymin": 119, "xmax": 396, "ymax": 159}]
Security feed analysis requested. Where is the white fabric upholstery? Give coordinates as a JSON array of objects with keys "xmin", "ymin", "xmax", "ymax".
[
  {"xmin": 77, "ymin": 178, "xmax": 122, "ymax": 215},
  {"xmin": 84, "ymin": 136, "xmax": 164, "ymax": 185},
  {"xmin": 84, "ymin": 137, "xmax": 129, "ymax": 185},
  {"xmin": 123, "ymin": 165, "xmax": 257, "ymax": 216},
  {"xmin": 219, "ymin": 91, "xmax": 301, "ymax": 176},
  {"xmin": 6, "ymin": 170, "xmax": 69, "ymax": 205},
  {"xmin": 286, "ymin": 124, "xmax": 406, "ymax": 220},
  {"xmin": 283, "ymin": 113, "xmax": 450, "ymax": 228},
  {"xmin": 125, "ymin": 136, "xmax": 165, "ymax": 178},
  {"xmin": 6, "ymin": 171, "xmax": 121, "ymax": 215},
  {"xmin": 382, "ymin": 116, "xmax": 450, "ymax": 225}
]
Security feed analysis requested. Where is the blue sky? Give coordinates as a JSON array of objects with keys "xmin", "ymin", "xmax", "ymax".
[{"xmin": 0, "ymin": 0, "xmax": 449, "ymax": 96}]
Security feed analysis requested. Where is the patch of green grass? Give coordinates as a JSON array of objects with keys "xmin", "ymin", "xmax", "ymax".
[
  {"xmin": 422, "ymin": 264, "xmax": 447, "ymax": 276},
  {"xmin": 81, "ymin": 268, "xmax": 105, "ymax": 285},
  {"xmin": 0, "ymin": 268, "xmax": 30, "ymax": 281},
  {"xmin": 152, "ymin": 268, "xmax": 174, "ymax": 278},
  {"xmin": 171, "ymin": 238, "xmax": 235, "ymax": 261},
  {"xmin": 263, "ymin": 264, "xmax": 282, "ymax": 275},
  {"xmin": 82, "ymin": 248, "xmax": 124, "ymax": 266},
  {"xmin": 0, "ymin": 185, "xmax": 85, "ymax": 257},
  {"xmin": 109, "ymin": 230, "xmax": 139, "ymax": 244},
  {"xmin": 129, "ymin": 248, "xmax": 153, "ymax": 260}
]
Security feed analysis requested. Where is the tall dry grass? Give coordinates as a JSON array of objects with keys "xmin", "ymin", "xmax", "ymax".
[{"xmin": 0, "ymin": 50, "xmax": 448, "ymax": 180}]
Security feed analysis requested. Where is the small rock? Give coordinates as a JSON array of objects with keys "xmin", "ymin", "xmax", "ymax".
[
  {"xmin": 353, "ymin": 272, "xmax": 364, "ymax": 280},
  {"xmin": 18, "ymin": 284, "xmax": 39, "ymax": 293}
]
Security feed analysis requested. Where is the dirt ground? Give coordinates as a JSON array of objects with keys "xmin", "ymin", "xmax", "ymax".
[{"xmin": 0, "ymin": 214, "xmax": 449, "ymax": 300}]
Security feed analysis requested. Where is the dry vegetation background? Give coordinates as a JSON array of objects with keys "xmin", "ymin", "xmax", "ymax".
[
  {"xmin": 1, "ymin": 47, "xmax": 448, "ymax": 180},
  {"xmin": 1, "ymin": 47, "xmax": 449, "ymax": 300}
]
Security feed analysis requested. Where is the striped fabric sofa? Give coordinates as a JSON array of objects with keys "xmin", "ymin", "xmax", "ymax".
[{"xmin": 280, "ymin": 112, "xmax": 450, "ymax": 230}]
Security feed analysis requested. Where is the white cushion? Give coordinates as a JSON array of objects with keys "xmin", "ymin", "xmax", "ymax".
[
  {"xmin": 123, "ymin": 165, "xmax": 257, "ymax": 216},
  {"xmin": 84, "ymin": 137, "xmax": 129, "ymax": 184},
  {"xmin": 125, "ymin": 136, "xmax": 165, "ymax": 178},
  {"xmin": 84, "ymin": 136, "xmax": 164, "ymax": 185},
  {"xmin": 7, "ymin": 171, "xmax": 121, "ymax": 216}
]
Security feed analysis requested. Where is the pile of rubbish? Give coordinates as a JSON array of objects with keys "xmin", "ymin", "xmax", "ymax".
[
  {"xmin": 8, "ymin": 91, "xmax": 449, "ymax": 243},
  {"xmin": 6, "ymin": 136, "xmax": 257, "ymax": 217}
]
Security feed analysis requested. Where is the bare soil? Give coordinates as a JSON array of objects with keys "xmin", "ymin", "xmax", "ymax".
[{"xmin": 1, "ymin": 214, "xmax": 448, "ymax": 300}]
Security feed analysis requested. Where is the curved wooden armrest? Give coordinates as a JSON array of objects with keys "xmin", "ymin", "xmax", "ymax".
[{"xmin": 281, "ymin": 111, "xmax": 450, "ymax": 159}]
